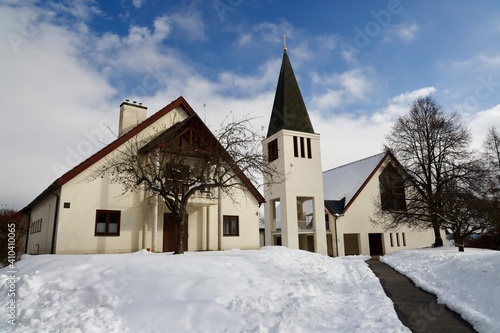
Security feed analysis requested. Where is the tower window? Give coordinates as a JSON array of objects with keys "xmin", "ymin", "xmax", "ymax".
[
  {"xmin": 300, "ymin": 137, "xmax": 305, "ymax": 158},
  {"xmin": 268, "ymin": 139, "xmax": 278, "ymax": 162},
  {"xmin": 293, "ymin": 136, "xmax": 298, "ymax": 157},
  {"xmin": 306, "ymin": 138, "xmax": 312, "ymax": 159}
]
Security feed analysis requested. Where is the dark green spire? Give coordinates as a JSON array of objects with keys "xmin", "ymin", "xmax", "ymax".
[{"xmin": 266, "ymin": 50, "xmax": 314, "ymax": 138}]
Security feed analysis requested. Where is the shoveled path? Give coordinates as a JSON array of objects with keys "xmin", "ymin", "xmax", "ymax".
[{"xmin": 367, "ymin": 259, "xmax": 477, "ymax": 333}]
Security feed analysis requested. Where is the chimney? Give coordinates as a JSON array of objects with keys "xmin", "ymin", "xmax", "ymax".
[{"xmin": 119, "ymin": 100, "xmax": 147, "ymax": 137}]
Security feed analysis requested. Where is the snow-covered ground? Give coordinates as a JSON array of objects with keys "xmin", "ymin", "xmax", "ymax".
[
  {"xmin": 381, "ymin": 247, "xmax": 500, "ymax": 333},
  {"xmin": 2, "ymin": 246, "xmax": 498, "ymax": 333},
  {"xmin": 0, "ymin": 247, "xmax": 409, "ymax": 333}
]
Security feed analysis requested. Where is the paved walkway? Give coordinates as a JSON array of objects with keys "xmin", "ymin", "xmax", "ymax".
[{"xmin": 367, "ymin": 259, "xmax": 477, "ymax": 333}]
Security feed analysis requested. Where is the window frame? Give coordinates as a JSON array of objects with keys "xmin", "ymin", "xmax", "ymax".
[
  {"xmin": 223, "ymin": 215, "xmax": 239, "ymax": 236},
  {"xmin": 95, "ymin": 210, "xmax": 121, "ymax": 236}
]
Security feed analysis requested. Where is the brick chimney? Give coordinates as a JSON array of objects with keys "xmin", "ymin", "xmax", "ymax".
[{"xmin": 119, "ymin": 100, "xmax": 147, "ymax": 137}]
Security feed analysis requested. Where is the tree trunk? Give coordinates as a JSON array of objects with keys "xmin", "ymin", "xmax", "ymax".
[
  {"xmin": 455, "ymin": 236, "xmax": 464, "ymax": 252},
  {"xmin": 432, "ymin": 220, "xmax": 443, "ymax": 247},
  {"xmin": 174, "ymin": 214, "xmax": 184, "ymax": 255}
]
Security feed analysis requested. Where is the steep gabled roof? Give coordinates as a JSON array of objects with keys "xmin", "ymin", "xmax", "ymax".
[
  {"xmin": 323, "ymin": 152, "xmax": 388, "ymax": 213},
  {"xmin": 23, "ymin": 96, "xmax": 264, "ymax": 211},
  {"xmin": 266, "ymin": 50, "xmax": 314, "ymax": 138}
]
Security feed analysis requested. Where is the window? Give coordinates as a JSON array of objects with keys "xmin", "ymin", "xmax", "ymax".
[
  {"xmin": 402, "ymin": 232, "xmax": 406, "ymax": 246},
  {"xmin": 63, "ymin": 202, "xmax": 71, "ymax": 209},
  {"xmin": 379, "ymin": 164, "xmax": 406, "ymax": 211},
  {"xmin": 293, "ymin": 136, "xmax": 298, "ymax": 157},
  {"xmin": 390, "ymin": 233, "xmax": 394, "ymax": 247},
  {"xmin": 30, "ymin": 218, "xmax": 42, "ymax": 234},
  {"xmin": 396, "ymin": 233, "xmax": 400, "ymax": 247},
  {"xmin": 95, "ymin": 210, "xmax": 121, "ymax": 236},
  {"xmin": 306, "ymin": 138, "xmax": 312, "ymax": 159},
  {"xmin": 223, "ymin": 215, "xmax": 239, "ymax": 236},
  {"xmin": 300, "ymin": 137, "xmax": 305, "ymax": 158},
  {"xmin": 268, "ymin": 139, "xmax": 278, "ymax": 162}
]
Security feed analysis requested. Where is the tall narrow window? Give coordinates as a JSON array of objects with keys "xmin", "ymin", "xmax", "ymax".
[
  {"xmin": 223, "ymin": 215, "xmax": 239, "ymax": 236},
  {"xmin": 396, "ymin": 233, "xmax": 400, "ymax": 246},
  {"xmin": 390, "ymin": 233, "xmax": 394, "ymax": 247},
  {"xmin": 293, "ymin": 136, "xmax": 298, "ymax": 157},
  {"xmin": 300, "ymin": 137, "xmax": 305, "ymax": 158},
  {"xmin": 379, "ymin": 164, "xmax": 406, "ymax": 211},
  {"xmin": 268, "ymin": 139, "xmax": 278, "ymax": 162},
  {"xmin": 95, "ymin": 210, "xmax": 121, "ymax": 236},
  {"xmin": 306, "ymin": 138, "xmax": 312, "ymax": 159},
  {"xmin": 402, "ymin": 232, "xmax": 406, "ymax": 246}
]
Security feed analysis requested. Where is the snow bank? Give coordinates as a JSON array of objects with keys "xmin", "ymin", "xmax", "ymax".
[
  {"xmin": 1, "ymin": 247, "xmax": 410, "ymax": 332},
  {"xmin": 381, "ymin": 247, "xmax": 500, "ymax": 333}
]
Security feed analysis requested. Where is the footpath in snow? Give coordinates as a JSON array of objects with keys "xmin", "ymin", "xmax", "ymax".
[
  {"xmin": 1, "ymin": 247, "xmax": 410, "ymax": 333},
  {"xmin": 381, "ymin": 247, "xmax": 500, "ymax": 333}
]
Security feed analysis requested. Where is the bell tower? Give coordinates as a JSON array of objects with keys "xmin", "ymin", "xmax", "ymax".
[{"xmin": 263, "ymin": 46, "xmax": 327, "ymax": 255}]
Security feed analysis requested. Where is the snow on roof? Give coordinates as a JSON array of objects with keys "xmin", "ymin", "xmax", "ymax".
[{"xmin": 323, "ymin": 152, "xmax": 386, "ymax": 206}]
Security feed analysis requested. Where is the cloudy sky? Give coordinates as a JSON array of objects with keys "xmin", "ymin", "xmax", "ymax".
[{"xmin": 2, "ymin": 0, "xmax": 500, "ymax": 209}]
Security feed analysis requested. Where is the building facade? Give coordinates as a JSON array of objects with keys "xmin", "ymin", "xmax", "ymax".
[{"xmin": 23, "ymin": 97, "xmax": 264, "ymax": 254}]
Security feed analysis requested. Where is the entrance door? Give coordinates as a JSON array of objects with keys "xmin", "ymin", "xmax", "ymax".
[
  {"xmin": 369, "ymin": 233, "xmax": 384, "ymax": 256},
  {"xmin": 344, "ymin": 233, "xmax": 360, "ymax": 255},
  {"xmin": 163, "ymin": 213, "xmax": 188, "ymax": 252}
]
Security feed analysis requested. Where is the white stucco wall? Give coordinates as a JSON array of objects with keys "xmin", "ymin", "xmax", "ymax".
[
  {"xmin": 263, "ymin": 130, "xmax": 327, "ymax": 255},
  {"xmin": 26, "ymin": 192, "xmax": 59, "ymax": 255},
  {"xmin": 27, "ymin": 105, "xmax": 261, "ymax": 254}
]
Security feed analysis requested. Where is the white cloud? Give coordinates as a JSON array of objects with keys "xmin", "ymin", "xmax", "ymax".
[
  {"xmin": 468, "ymin": 104, "xmax": 500, "ymax": 148},
  {"xmin": 309, "ymin": 68, "xmax": 374, "ymax": 110},
  {"xmin": 132, "ymin": 0, "xmax": 146, "ymax": 9},
  {"xmin": 51, "ymin": 0, "xmax": 103, "ymax": 21},
  {"xmin": 384, "ymin": 22, "xmax": 420, "ymax": 43},
  {"xmin": 371, "ymin": 86, "xmax": 437, "ymax": 123},
  {"xmin": 169, "ymin": 11, "xmax": 207, "ymax": 41}
]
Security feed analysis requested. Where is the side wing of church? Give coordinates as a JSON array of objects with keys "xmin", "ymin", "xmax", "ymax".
[{"xmin": 23, "ymin": 97, "xmax": 264, "ymax": 254}]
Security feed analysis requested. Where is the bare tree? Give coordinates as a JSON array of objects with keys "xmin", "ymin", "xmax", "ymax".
[
  {"xmin": 438, "ymin": 161, "xmax": 495, "ymax": 252},
  {"xmin": 484, "ymin": 126, "xmax": 500, "ymax": 170},
  {"xmin": 92, "ymin": 113, "xmax": 280, "ymax": 254},
  {"xmin": 376, "ymin": 96, "xmax": 474, "ymax": 247}
]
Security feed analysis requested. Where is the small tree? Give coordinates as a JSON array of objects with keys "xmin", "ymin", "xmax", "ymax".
[
  {"xmin": 1, "ymin": 208, "xmax": 29, "ymax": 265},
  {"xmin": 93, "ymin": 113, "xmax": 279, "ymax": 254},
  {"xmin": 376, "ymin": 97, "xmax": 473, "ymax": 247}
]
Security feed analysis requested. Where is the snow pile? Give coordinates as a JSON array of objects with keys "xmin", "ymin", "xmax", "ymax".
[
  {"xmin": 1, "ymin": 247, "xmax": 410, "ymax": 332},
  {"xmin": 381, "ymin": 247, "xmax": 500, "ymax": 333}
]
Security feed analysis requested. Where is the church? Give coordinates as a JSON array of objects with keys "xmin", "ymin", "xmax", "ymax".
[
  {"xmin": 262, "ymin": 46, "xmax": 442, "ymax": 256},
  {"xmin": 22, "ymin": 46, "xmax": 440, "ymax": 257}
]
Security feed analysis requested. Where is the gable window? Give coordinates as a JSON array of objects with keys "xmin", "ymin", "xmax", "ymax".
[
  {"xmin": 95, "ymin": 210, "xmax": 121, "ymax": 236},
  {"xmin": 379, "ymin": 164, "xmax": 406, "ymax": 211},
  {"xmin": 268, "ymin": 139, "xmax": 278, "ymax": 162},
  {"xmin": 223, "ymin": 215, "xmax": 239, "ymax": 236}
]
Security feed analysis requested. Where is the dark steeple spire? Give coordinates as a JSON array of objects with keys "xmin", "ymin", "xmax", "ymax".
[{"xmin": 266, "ymin": 50, "xmax": 314, "ymax": 138}]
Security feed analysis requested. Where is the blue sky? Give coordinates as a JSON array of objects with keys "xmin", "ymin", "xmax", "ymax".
[{"xmin": 1, "ymin": 0, "xmax": 500, "ymax": 209}]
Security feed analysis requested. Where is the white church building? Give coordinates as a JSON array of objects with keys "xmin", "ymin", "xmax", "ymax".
[{"xmin": 262, "ymin": 48, "xmax": 442, "ymax": 257}]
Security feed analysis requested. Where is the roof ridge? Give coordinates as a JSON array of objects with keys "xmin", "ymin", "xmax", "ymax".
[{"xmin": 323, "ymin": 152, "xmax": 385, "ymax": 173}]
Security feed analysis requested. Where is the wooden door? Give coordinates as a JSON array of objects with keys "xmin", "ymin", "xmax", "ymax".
[{"xmin": 163, "ymin": 213, "xmax": 188, "ymax": 252}]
